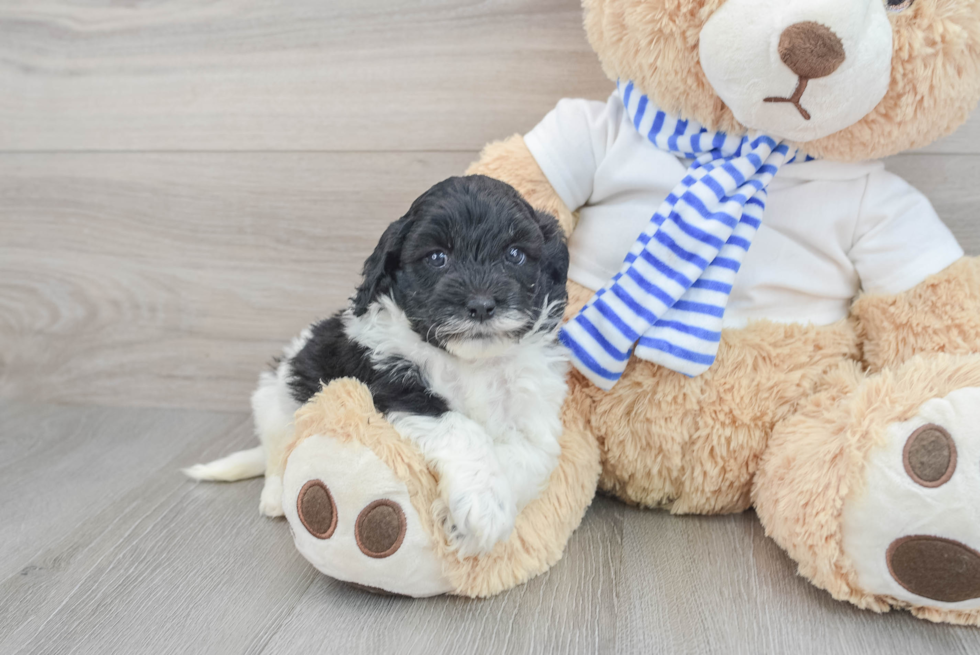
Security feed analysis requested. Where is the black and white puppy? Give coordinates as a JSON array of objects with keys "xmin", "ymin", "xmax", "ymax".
[{"xmin": 185, "ymin": 175, "xmax": 570, "ymax": 557}]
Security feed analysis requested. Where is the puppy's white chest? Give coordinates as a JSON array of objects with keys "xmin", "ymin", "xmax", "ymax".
[
  {"xmin": 426, "ymin": 345, "xmax": 568, "ymax": 442},
  {"xmin": 345, "ymin": 301, "xmax": 568, "ymax": 443},
  {"xmin": 445, "ymin": 363, "xmax": 528, "ymax": 423}
]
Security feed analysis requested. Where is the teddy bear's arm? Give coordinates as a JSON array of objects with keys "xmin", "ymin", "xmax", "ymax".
[
  {"xmin": 853, "ymin": 256, "xmax": 980, "ymax": 372},
  {"xmin": 465, "ymin": 135, "xmax": 577, "ymax": 237}
]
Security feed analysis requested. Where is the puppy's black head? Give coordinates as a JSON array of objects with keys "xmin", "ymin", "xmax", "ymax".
[{"xmin": 352, "ymin": 175, "xmax": 568, "ymax": 358}]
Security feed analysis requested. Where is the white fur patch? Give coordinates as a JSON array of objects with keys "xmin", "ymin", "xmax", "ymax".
[
  {"xmin": 183, "ymin": 329, "xmax": 312, "ymax": 494},
  {"xmin": 240, "ymin": 293, "xmax": 566, "ymax": 551},
  {"xmin": 249, "ymin": 328, "xmax": 310, "ymax": 516},
  {"xmin": 345, "ymin": 296, "xmax": 568, "ymax": 555},
  {"xmin": 389, "ymin": 412, "xmax": 516, "ymax": 557}
]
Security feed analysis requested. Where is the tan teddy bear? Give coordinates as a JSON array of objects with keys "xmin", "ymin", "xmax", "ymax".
[{"xmin": 277, "ymin": 0, "xmax": 980, "ymax": 625}]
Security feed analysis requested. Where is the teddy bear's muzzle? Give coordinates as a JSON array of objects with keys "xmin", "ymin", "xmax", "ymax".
[
  {"xmin": 763, "ymin": 21, "xmax": 846, "ymax": 121},
  {"xmin": 698, "ymin": 0, "xmax": 893, "ymax": 142}
]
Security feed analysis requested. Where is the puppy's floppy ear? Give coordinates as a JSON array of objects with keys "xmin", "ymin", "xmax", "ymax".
[
  {"xmin": 351, "ymin": 214, "xmax": 413, "ymax": 316},
  {"xmin": 533, "ymin": 209, "xmax": 569, "ymax": 302}
]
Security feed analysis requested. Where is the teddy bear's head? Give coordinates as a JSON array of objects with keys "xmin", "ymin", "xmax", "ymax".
[{"xmin": 583, "ymin": 0, "xmax": 980, "ymax": 160}]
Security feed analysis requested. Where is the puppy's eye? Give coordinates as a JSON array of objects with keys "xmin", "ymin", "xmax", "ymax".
[
  {"xmin": 426, "ymin": 250, "xmax": 448, "ymax": 268},
  {"xmin": 506, "ymin": 246, "xmax": 527, "ymax": 266},
  {"xmin": 884, "ymin": 0, "xmax": 914, "ymax": 12}
]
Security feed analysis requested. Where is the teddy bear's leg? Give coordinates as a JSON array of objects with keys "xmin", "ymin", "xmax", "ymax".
[
  {"xmin": 754, "ymin": 353, "xmax": 980, "ymax": 625},
  {"xmin": 279, "ymin": 377, "xmax": 602, "ymax": 598},
  {"xmin": 582, "ymin": 305, "xmax": 860, "ymax": 514},
  {"xmin": 280, "ymin": 380, "xmax": 454, "ymax": 597}
]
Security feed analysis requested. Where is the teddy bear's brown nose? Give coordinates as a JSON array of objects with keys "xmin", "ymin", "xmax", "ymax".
[{"xmin": 778, "ymin": 21, "xmax": 846, "ymax": 80}]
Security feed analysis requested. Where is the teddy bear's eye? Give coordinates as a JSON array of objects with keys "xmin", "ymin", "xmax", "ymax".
[{"xmin": 884, "ymin": 0, "xmax": 914, "ymax": 12}]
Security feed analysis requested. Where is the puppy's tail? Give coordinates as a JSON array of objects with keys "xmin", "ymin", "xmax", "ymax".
[{"xmin": 182, "ymin": 446, "xmax": 266, "ymax": 482}]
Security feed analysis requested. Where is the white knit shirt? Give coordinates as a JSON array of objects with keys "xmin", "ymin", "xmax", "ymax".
[{"xmin": 525, "ymin": 93, "xmax": 964, "ymax": 329}]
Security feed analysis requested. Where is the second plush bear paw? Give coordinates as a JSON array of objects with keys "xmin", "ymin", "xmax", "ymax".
[{"xmin": 842, "ymin": 386, "xmax": 980, "ymax": 610}]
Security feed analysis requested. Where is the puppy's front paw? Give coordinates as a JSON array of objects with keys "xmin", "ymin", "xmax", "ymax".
[
  {"xmin": 442, "ymin": 470, "xmax": 516, "ymax": 558},
  {"xmin": 259, "ymin": 475, "xmax": 284, "ymax": 517}
]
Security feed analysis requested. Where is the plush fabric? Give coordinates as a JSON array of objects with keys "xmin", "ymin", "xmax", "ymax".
[
  {"xmin": 753, "ymin": 354, "xmax": 980, "ymax": 626},
  {"xmin": 582, "ymin": 0, "xmax": 980, "ymax": 161},
  {"xmin": 700, "ymin": 1, "xmax": 893, "ymax": 142},
  {"xmin": 560, "ymin": 81, "xmax": 800, "ymax": 386},
  {"xmin": 479, "ymin": 149, "xmax": 861, "ymax": 515},
  {"xmin": 521, "ymin": 94, "xmax": 964, "ymax": 324},
  {"xmin": 280, "ymin": 0, "xmax": 980, "ymax": 623},
  {"xmin": 283, "ymin": 401, "xmax": 452, "ymax": 597},
  {"xmin": 854, "ymin": 257, "xmax": 980, "ymax": 373},
  {"xmin": 288, "ymin": 378, "xmax": 602, "ymax": 598},
  {"xmin": 296, "ymin": 480, "xmax": 337, "ymax": 539},
  {"xmin": 888, "ymin": 536, "xmax": 980, "ymax": 604},
  {"xmin": 467, "ymin": 128, "xmax": 980, "ymax": 619},
  {"xmin": 585, "ymin": 293, "xmax": 860, "ymax": 514}
]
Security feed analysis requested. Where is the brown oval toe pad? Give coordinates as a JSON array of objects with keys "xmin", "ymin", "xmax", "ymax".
[
  {"xmin": 355, "ymin": 499, "xmax": 406, "ymax": 558},
  {"xmin": 887, "ymin": 535, "xmax": 980, "ymax": 603},
  {"xmin": 297, "ymin": 480, "xmax": 338, "ymax": 539},
  {"xmin": 903, "ymin": 424, "xmax": 956, "ymax": 488}
]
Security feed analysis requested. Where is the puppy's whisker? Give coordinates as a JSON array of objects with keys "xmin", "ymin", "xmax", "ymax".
[{"xmin": 520, "ymin": 295, "xmax": 564, "ymax": 343}]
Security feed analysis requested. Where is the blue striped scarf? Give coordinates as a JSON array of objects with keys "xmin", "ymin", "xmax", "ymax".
[{"xmin": 559, "ymin": 81, "xmax": 804, "ymax": 391}]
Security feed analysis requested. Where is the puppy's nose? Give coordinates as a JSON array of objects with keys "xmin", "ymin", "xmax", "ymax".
[
  {"xmin": 778, "ymin": 21, "xmax": 845, "ymax": 80},
  {"xmin": 466, "ymin": 296, "xmax": 496, "ymax": 322}
]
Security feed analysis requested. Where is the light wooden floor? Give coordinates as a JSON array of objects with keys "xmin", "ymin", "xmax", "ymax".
[{"xmin": 2, "ymin": 2, "xmax": 979, "ymax": 653}]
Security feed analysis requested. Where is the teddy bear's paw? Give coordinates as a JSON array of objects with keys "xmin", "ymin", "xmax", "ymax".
[
  {"xmin": 441, "ymin": 467, "xmax": 516, "ymax": 559},
  {"xmin": 281, "ymin": 432, "xmax": 453, "ymax": 597},
  {"xmin": 258, "ymin": 475, "xmax": 284, "ymax": 517},
  {"xmin": 842, "ymin": 387, "xmax": 980, "ymax": 611}
]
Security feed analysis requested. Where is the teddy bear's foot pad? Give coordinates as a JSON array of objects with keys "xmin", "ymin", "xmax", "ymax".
[
  {"xmin": 282, "ymin": 433, "xmax": 453, "ymax": 597},
  {"xmin": 843, "ymin": 387, "xmax": 980, "ymax": 610},
  {"xmin": 295, "ymin": 480, "xmax": 338, "ymax": 538},
  {"xmin": 887, "ymin": 535, "xmax": 980, "ymax": 603}
]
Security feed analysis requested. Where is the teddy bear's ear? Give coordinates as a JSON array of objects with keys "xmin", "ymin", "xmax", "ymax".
[{"xmin": 351, "ymin": 213, "xmax": 414, "ymax": 317}]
